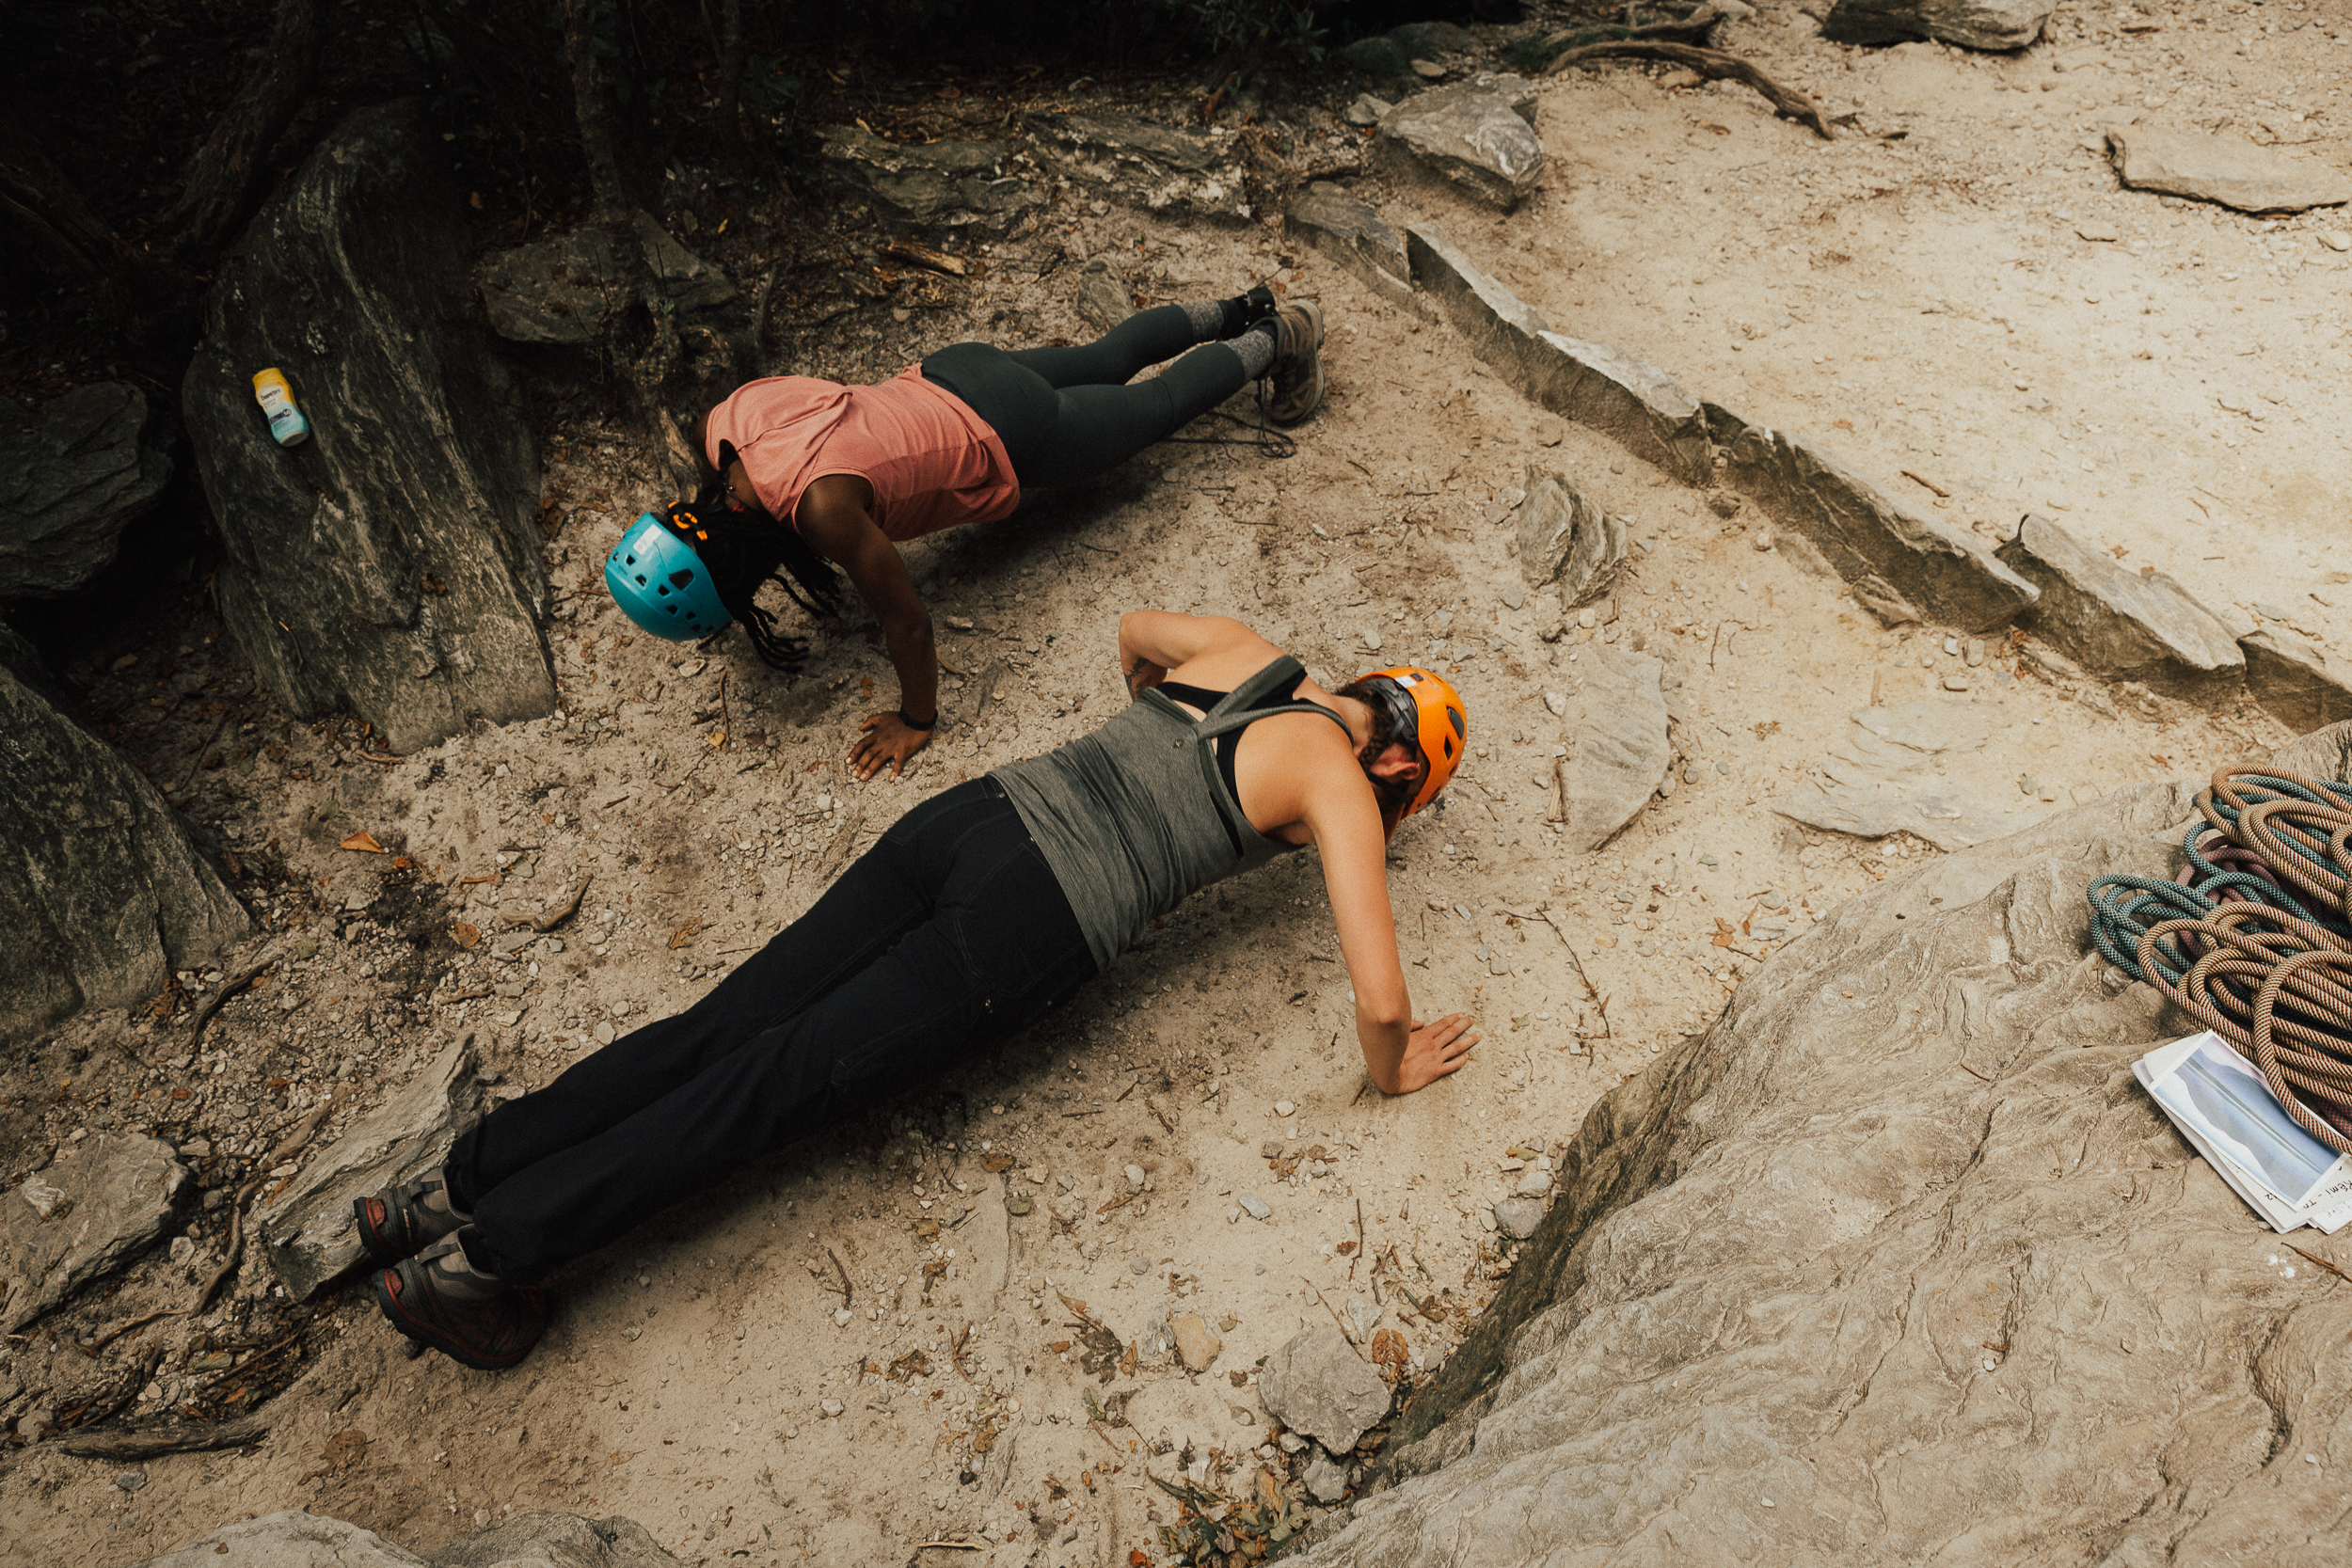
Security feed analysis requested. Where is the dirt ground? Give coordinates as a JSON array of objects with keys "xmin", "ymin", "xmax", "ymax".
[{"xmin": 2, "ymin": 5, "xmax": 2344, "ymax": 1565}]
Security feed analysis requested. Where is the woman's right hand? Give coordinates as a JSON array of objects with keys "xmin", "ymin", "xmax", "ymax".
[{"xmin": 1388, "ymin": 1013, "xmax": 1480, "ymax": 1094}]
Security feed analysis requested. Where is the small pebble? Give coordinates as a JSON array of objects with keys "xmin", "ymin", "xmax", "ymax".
[
  {"xmin": 1750, "ymin": 529, "xmax": 1772, "ymax": 552},
  {"xmin": 1274, "ymin": 1101, "xmax": 1295, "ymax": 1117},
  {"xmin": 833, "ymin": 1308, "xmax": 852, "ymax": 1328},
  {"xmin": 1237, "ymin": 1193, "xmax": 1272, "ymax": 1220},
  {"xmin": 820, "ymin": 1399, "xmax": 844, "ymax": 1418},
  {"xmin": 1942, "ymin": 675, "xmax": 1972, "ymax": 692},
  {"xmin": 1544, "ymin": 691, "xmax": 1567, "ymax": 718}
]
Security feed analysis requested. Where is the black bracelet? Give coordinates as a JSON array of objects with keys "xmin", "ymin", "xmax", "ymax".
[{"xmin": 898, "ymin": 708, "xmax": 938, "ymax": 731}]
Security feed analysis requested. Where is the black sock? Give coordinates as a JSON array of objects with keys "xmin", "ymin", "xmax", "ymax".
[{"xmin": 1220, "ymin": 286, "xmax": 1278, "ymax": 340}]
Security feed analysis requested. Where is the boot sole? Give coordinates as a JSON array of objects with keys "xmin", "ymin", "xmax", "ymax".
[{"xmin": 1265, "ymin": 301, "xmax": 1327, "ymax": 427}]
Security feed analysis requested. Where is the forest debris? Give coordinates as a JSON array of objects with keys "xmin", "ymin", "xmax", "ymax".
[
  {"xmin": 56, "ymin": 1413, "xmax": 271, "ymax": 1460},
  {"xmin": 1547, "ymin": 41, "xmax": 1834, "ymax": 139}
]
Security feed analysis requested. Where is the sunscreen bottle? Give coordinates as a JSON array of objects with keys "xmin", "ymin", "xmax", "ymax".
[{"xmin": 251, "ymin": 369, "xmax": 310, "ymax": 447}]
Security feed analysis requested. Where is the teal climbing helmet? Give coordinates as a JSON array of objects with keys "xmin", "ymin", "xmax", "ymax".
[{"xmin": 606, "ymin": 507, "xmax": 730, "ymax": 641}]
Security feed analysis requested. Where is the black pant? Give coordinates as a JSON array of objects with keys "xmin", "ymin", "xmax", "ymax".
[
  {"xmin": 921, "ymin": 306, "xmax": 1248, "ymax": 489},
  {"xmin": 446, "ymin": 779, "xmax": 1096, "ymax": 1282}
]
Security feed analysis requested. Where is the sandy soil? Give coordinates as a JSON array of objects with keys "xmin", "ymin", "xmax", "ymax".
[{"xmin": 1, "ymin": 6, "xmax": 2342, "ymax": 1564}]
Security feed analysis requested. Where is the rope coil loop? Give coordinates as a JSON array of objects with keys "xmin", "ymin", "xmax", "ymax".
[{"xmin": 2090, "ymin": 766, "xmax": 2352, "ymax": 1154}]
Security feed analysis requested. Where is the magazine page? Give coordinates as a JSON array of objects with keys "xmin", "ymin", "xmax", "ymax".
[{"xmin": 2135, "ymin": 1032, "xmax": 2352, "ymax": 1232}]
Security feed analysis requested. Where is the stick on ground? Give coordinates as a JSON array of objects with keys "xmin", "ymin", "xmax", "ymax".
[
  {"xmin": 56, "ymin": 1414, "xmax": 270, "ymax": 1460},
  {"xmin": 1548, "ymin": 40, "xmax": 1835, "ymax": 140}
]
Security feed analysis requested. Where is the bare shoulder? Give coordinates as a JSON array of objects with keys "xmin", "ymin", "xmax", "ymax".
[{"xmin": 1158, "ymin": 616, "xmax": 1290, "ymax": 689}]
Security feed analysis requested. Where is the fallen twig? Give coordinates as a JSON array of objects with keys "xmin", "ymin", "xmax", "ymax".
[
  {"xmin": 186, "ymin": 963, "xmax": 270, "ymax": 1054},
  {"xmin": 1351, "ymin": 1198, "xmax": 1365, "ymax": 1283},
  {"xmin": 2287, "ymin": 1243, "xmax": 2349, "ymax": 1283},
  {"xmin": 827, "ymin": 1247, "xmax": 854, "ymax": 1307},
  {"xmin": 516, "ymin": 875, "xmax": 594, "ymax": 934},
  {"xmin": 1532, "ymin": 905, "xmax": 1612, "ymax": 1039},
  {"xmin": 1900, "ymin": 468, "xmax": 1952, "ymax": 499},
  {"xmin": 1088, "ymin": 1419, "xmax": 1122, "ymax": 1455},
  {"xmin": 173, "ymin": 709, "xmax": 238, "ymax": 794},
  {"xmin": 1306, "ymin": 1279, "xmax": 1362, "ymax": 1351},
  {"xmin": 914, "ymin": 1544, "xmax": 984, "ymax": 1555},
  {"xmin": 949, "ymin": 1321, "xmax": 973, "ymax": 1382},
  {"xmin": 1547, "ymin": 40, "xmax": 1834, "ymax": 140},
  {"xmin": 56, "ymin": 1413, "xmax": 270, "ymax": 1460}
]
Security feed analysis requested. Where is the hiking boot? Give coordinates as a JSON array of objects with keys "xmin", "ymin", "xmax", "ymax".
[
  {"xmin": 1259, "ymin": 300, "xmax": 1326, "ymax": 427},
  {"xmin": 353, "ymin": 1166, "xmax": 468, "ymax": 1266},
  {"xmin": 373, "ymin": 1233, "xmax": 549, "ymax": 1371}
]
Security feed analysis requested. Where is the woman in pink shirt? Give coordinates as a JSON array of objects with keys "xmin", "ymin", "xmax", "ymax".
[{"xmin": 604, "ymin": 288, "xmax": 1327, "ymax": 781}]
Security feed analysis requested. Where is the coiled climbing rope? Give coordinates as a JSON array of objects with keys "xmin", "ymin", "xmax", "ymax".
[{"xmin": 2087, "ymin": 767, "xmax": 2352, "ymax": 1153}]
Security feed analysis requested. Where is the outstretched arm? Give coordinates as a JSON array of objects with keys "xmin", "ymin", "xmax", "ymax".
[
  {"xmin": 798, "ymin": 475, "xmax": 937, "ymax": 782},
  {"xmin": 1117, "ymin": 610, "xmax": 1263, "ymax": 699}
]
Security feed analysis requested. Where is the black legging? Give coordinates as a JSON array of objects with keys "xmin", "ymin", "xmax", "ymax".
[
  {"xmin": 446, "ymin": 779, "xmax": 1095, "ymax": 1282},
  {"xmin": 920, "ymin": 306, "xmax": 1248, "ymax": 489}
]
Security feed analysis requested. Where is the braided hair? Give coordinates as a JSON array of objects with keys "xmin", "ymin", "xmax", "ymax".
[{"xmin": 666, "ymin": 481, "xmax": 846, "ymax": 675}]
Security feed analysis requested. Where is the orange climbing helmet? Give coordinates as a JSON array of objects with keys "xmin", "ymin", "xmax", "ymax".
[{"xmin": 1348, "ymin": 665, "xmax": 1468, "ymax": 831}]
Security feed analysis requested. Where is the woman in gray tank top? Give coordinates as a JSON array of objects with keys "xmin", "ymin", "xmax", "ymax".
[{"xmin": 360, "ymin": 611, "xmax": 1479, "ymax": 1371}]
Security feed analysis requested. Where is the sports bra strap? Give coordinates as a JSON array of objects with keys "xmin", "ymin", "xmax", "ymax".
[{"xmin": 1190, "ymin": 657, "xmax": 1352, "ymax": 745}]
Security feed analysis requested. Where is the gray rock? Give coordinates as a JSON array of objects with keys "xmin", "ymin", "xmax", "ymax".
[
  {"xmin": 257, "ymin": 1038, "xmax": 483, "ymax": 1301},
  {"xmin": 1820, "ymin": 0, "xmax": 2053, "ymax": 49},
  {"xmin": 1075, "ymin": 257, "xmax": 1134, "ymax": 335},
  {"xmin": 1405, "ymin": 229, "xmax": 1710, "ymax": 483},
  {"xmin": 1851, "ymin": 574, "xmax": 1923, "ymax": 627},
  {"xmin": 0, "ymin": 384, "xmax": 173, "ymax": 598},
  {"xmin": 1259, "ymin": 1327, "xmax": 1391, "ymax": 1453},
  {"xmin": 1303, "ymin": 1449, "xmax": 1351, "ymax": 1504},
  {"xmin": 2239, "ymin": 629, "xmax": 2352, "ymax": 735},
  {"xmin": 428, "ymin": 1511, "xmax": 685, "ymax": 1567},
  {"xmin": 1769, "ymin": 777, "xmax": 2020, "ymax": 850},
  {"xmin": 475, "ymin": 213, "xmax": 737, "ymax": 347},
  {"xmin": 812, "ymin": 125, "xmax": 1035, "ymax": 234},
  {"xmin": 1027, "ymin": 114, "xmax": 1251, "ymax": 223},
  {"xmin": 183, "ymin": 102, "xmax": 554, "ymax": 756},
  {"xmin": 1387, "ymin": 22, "xmax": 1481, "ymax": 57},
  {"xmin": 0, "ymin": 1134, "xmax": 189, "ymax": 1332},
  {"xmin": 1515, "ymin": 465, "xmax": 1626, "ymax": 607},
  {"xmin": 1850, "ymin": 702, "xmax": 1992, "ymax": 756},
  {"xmin": 1377, "ymin": 81, "xmax": 1546, "ymax": 211},
  {"xmin": 1344, "ymin": 94, "xmax": 1392, "ymax": 128},
  {"xmin": 1287, "ymin": 183, "xmax": 1411, "ymax": 306},
  {"xmin": 2107, "ymin": 124, "xmax": 2352, "ymax": 214},
  {"xmin": 132, "ymin": 1513, "xmax": 427, "ymax": 1568},
  {"xmin": 1706, "ymin": 403, "xmax": 2039, "ymax": 633},
  {"xmin": 1996, "ymin": 513, "xmax": 2243, "ymax": 691},
  {"xmin": 113, "ymin": 1467, "xmax": 149, "ymax": 1491},
  {"xmin": 1297, "ymin": 765, "xmax": 2341, "ymax": 1568},
  {"xmin": 1338, "ymin": 37, "xmax": 1412, "ymax": 81},
  {"xmin": 1491, "ymin": 1196, "xmax": 1545, "ymax": 1239},
  {"xmin": 1238, "ymin": 1192, "xmax": 1272, "ymax": 1221},
  {"xmin": 0, "ymin": 626, "xmax": 248, "ymax": 1047},
  {"xmin": 1554, "ymin": 647, "xmax": 1670, "ymax": 851}
]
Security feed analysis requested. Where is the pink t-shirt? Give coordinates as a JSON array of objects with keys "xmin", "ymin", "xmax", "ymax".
[{"xmin": 703, "ymin": 370, "xmax": 1019, "ymax": 543}]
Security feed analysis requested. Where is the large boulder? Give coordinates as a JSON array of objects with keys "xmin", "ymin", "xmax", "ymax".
[
  {"xmin": 0, "ymin": 625, "xmax": 249, "ymax": 1046},
  {"xmin": 2239, "ymin": 628, "xmax": 2352, "ymax": 735},
  {"xmin": 1294, "ymin": 725, "xmax": 2352, "ymax": 1568},
  {"xmin": 183, "ymin": 100, "xmax": 554, "ymax": 755},
  {"xmin": 1377, "ymin": 77, "xmax": 1547, "ymax": 211},
  {"xmin": 1287, "ymin": 182, "xmax": 1411, "ymax": 307},
  {"xmin": 1820, "ymin": 0, "xmax": 2054, "ymax": 50},
  {"xmin": 475, "ymin": 212, "xmax": 737, "ymax": 347},
  {"xmin": 1996, "ymin": 512, "xmax": 2244, "ymax": 693},
  {"xmin": 0, "ymin": 384, "xmax": 174, "ymax": 599}
]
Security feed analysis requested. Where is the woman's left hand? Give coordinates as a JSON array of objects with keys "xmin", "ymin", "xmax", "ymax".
[{"xmin": 850, "ymin": 711, "xmax": 932, "ymax": 781}]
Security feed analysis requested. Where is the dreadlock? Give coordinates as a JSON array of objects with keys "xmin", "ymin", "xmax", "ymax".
[{"xmin": 662, "ymin": 489, "xmax": 846, "ymax": 676}]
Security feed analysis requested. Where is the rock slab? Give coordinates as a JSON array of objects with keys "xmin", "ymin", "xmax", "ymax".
[
  {"xmin": 1996, "ymin": 512, "xmax": 2243, "ymax": 690},
  {"xmin": 1075, "ymin": 257, "xmax": 1134, "ymax": 334},
  {"xmin": 1287, "ymin": 183, "xmax": 1411, "ymax": 305},
  {"xmin": 1405, "ymin": 229, "xmax": 1710, "ymax": 484},
  {"xmin": 1259, "ymin": 1327, "xmax": 1391, "ymax": 1454},
  {"xmin": 1514, "ymin": 465, "xmax": 1626, "ymax": 606},
  {"xmin": 1554, "ymin": 646, "xmax": 1670, "ymax": 851},
  {"xmin": 476, "ymin": 213, "xmax": 736, "ymax": 346},
  {"xmin": 2107, "ymin": 124, "xmax": 2352, "ymax": 214},
  {"xmin": 0, "ymin": 626, "xmax": 249, "ymax": 1046},
  {"xmin": 1706, "ymin": 403, "xmax": 2039, "ymax": 633},
  {"xmin": 1, "ymin": 1134, "xmax": 188, "ymax": 1332},
  {"xmin": 1028, "ymin": 114, "xmax": 1251, "ymax": 223},
  {"xmin": 1378, "ymin": 79, "xmax": 1546, "ymax": 211},
  {"xmin": 2239, "ymin": 628, "xmax": 2352, "ymax": 735},
  {"xmin": 132, "ymin": 1510, "xmax": 684, "ymax": 1568},
  {"xmin": 813, "ymin": 125, "xmax": 1035, "ymax": 234},
  {"xmin": 0, "ymin": 384, "xmax": 173, "ymax": 599},
  {"xmin": 1820, "ymin": 0, "xmax": 2054, "ymax": 49},
  {"xmin": 1295, "ymin": 753, "xmax": 2352, "ymax": 1568},
  {"xmin": 183, "ymin": 101, "xmax": 554, "ymax": 755},
  {"xmin": 257, "ymin": 1038, "xmax": 483, "ymax": 1301}
]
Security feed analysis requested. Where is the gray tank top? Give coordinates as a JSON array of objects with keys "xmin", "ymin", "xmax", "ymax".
[{"xmin": 992, "ymin": 655, "xmax": 1352, "ymax": 972}]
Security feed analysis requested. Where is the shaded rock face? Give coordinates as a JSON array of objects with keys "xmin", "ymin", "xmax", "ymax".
[
  {"xmin": 476, "ymin": 213, "xmax": 737, "ymax": 347},
  {"xmin": 813, "ymin": 125, "xmax": 1036, "ymax": 234},
  {"xmin": 1028, "ymin": 114, "xmax": 1252, "ymax": 223},
  {"xmin": 2239, "ymin": 628, "xmax": 2352, "ymax": 735},
  {"xmin": 258, "ymin": 1037, "xmax": 483, "ymax": 1301},
  {"xmin": 2107, "ymin": 124, "xmax": 2352, "ymax": 214},
  {"xmin": 1295, "ymin": 735, "xmax": 2352, "ymax": 1568},
  {"xmin": 0, "ymin": 384, "xmax": 173, "ymax": 599},
  {"xmin": 1514, "ymin": 466, "xmax": 1625, "ymax": 607},
  {"xmin": 1820, "ymin": 0, "xmax": 2053, "ymax": 50},
  {"xmin": 131, "ymin": 1509, "xmax": 684, "ymax": 1568},
  {"xmin": 1259, "ymin": 1326, "xmax": 1391, "ymax": 1453},
  {"xmin": 1075, "ymin": 256, "xmax": 1134, "ymax": 334},
  {"xmin": 1287, "ymin": 183, "xmax": 1410, "ymax": 306},
  {"xmin": 1553, "ymin": 646, "xmax": 1669, "ymax": 851},
  {"xmin": 1997, "ymin": 513, "xmax": 2243, "ymax": 694},
  {"xmin": 0, "ymin": 1133, "xmax": 188, "ymax": 1332},
  {"xmin": 1377, "ymin": 79, "xmax": 1546, "ymax": 211},
  {"xmin": 0, "ymin": 626, "xmax": 249, "ymax": 1046},
  {"xmin": 183, "ymin": 100, "xmax": 553, "ymax": 756},
  {"xmin": 1706, "ymin": 404, "xmax": 2038, "ymax": 633}
]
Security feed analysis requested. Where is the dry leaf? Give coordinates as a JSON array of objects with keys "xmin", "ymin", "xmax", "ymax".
[
  {"xmin": 450, "ymin": 923, "xmax": 481, "ymax": 950},
  {"xmin": 981, "ymin": 1151, "xmax": 1015, "ymax": 1173},
  {"xmin": 668, "ymin": 916, "xmax": 705, "ymax": 950},
  {"xmin": 339, "ymin": 832, "xmax": 385, "ymax": 853}
]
